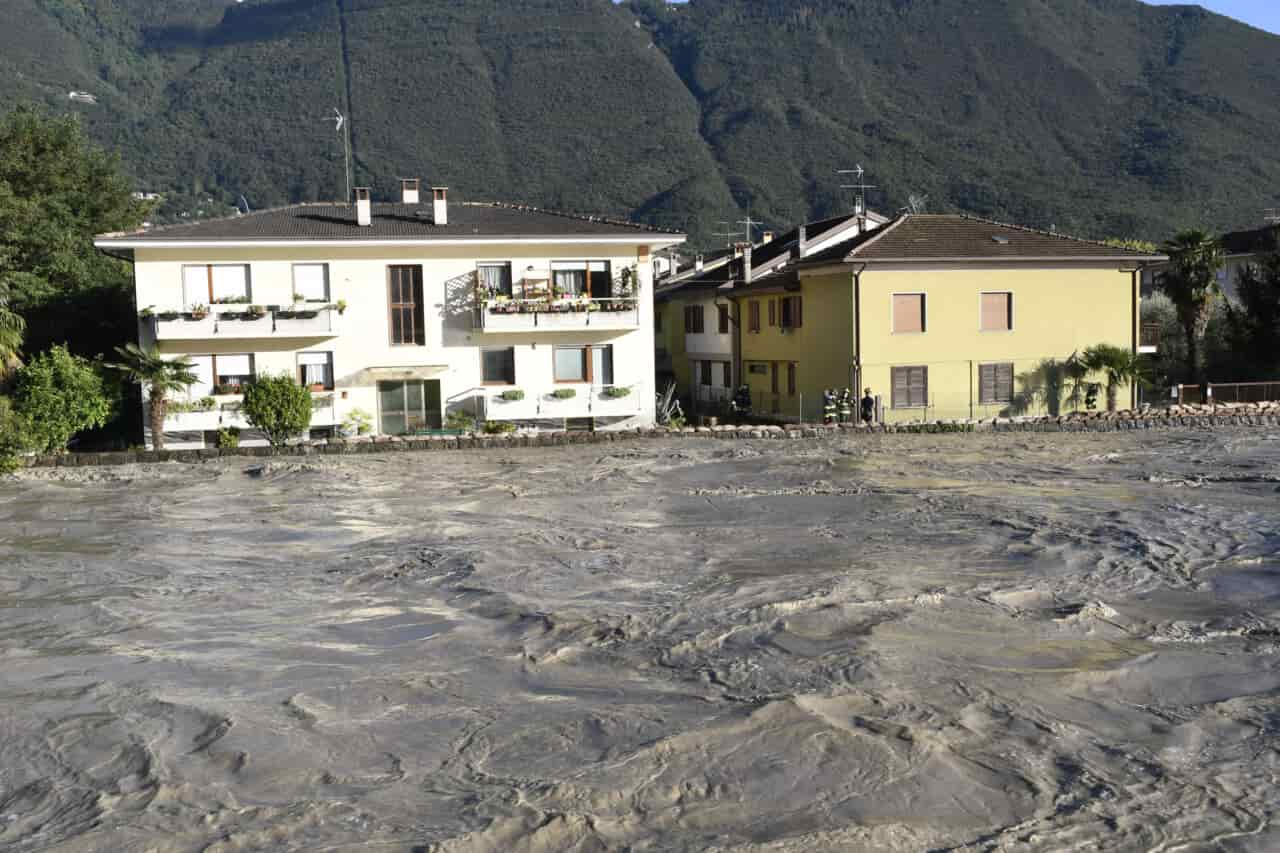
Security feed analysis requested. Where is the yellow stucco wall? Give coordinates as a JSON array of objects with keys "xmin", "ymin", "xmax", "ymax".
[
  {"xmin": 736, "ymin": 273, "xmax": 855, "ymax": 420},
  {"xmin": 858, "ymin": 263, "xmax": 1135, "ymax": 421}
]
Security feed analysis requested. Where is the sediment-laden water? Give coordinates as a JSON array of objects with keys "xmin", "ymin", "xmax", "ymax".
[{"xmin": 2, "ymin": 429, "xmax": 1279, "ymax": 851}]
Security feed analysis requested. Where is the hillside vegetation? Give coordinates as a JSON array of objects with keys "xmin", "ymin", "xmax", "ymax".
[{"xmin": 3, "ymin": 0, "xmax": 1279, "ymax": 245}]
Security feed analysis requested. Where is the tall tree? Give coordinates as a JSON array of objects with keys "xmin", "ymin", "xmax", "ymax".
[
  {"xmin": 1158, "ymin": 230, "xmax": 1225, "ymax": 386},
  {"xmin": 106, "ymin": 344, "xmax": 198, "ymax": 451},
  {"xmin": 1226, "ymin": 250, "xmax": 1280, "ymax": 379},
  {"xmin": 12, "ymin": 344, "xmax": 112, "ymax": 453},
  {"xmin": 0, "ymin": 262, "xmax": 22, "ymax": 383},
  {"xmin": 0, "ymin": 105, "xmax": 149, "ymax": 357}
]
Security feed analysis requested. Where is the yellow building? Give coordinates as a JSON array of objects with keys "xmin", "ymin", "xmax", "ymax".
[{"xmin": 732, "ymin": 214, "xmax": 1165, "ymax": 423}]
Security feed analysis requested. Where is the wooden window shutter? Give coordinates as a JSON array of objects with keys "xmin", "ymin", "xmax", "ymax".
[
  {"xmin": 892, "ymin": 366, "xmax": 928, "ymax": 408},
  {"xmin": 793, "ymin": 295, "xmax": 802, "ymax": 328},
  {"xmin": 892, "ymin": 294, "xmax": 925, "ymax": 333},
  {"xmin": 749, "ymin": 301, "xmax": 760, "ymax": 332},
  {"xmin": 768, "ymin": 299, "xmax": 776, "ymax": 327},
  {"xmin": 981, "ymin": 292, "xmax": 1012, "ymax": 331}
]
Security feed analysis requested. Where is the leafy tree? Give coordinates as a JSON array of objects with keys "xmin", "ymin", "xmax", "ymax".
[
  {"xmin": 12, "ymin": 344, "xmax": 112, "ymax": 453},
  {"xmin": 1158, "ymin": 230, "xmax": 1225, "ymax": 385},
  {"xmin": 0, "ymin": 105, "xmax": 149, "ymax": 357},
  {"xmin": 1083, "ymin": 344, "xmax": 1148, "ymax": 412},
  {"xmin": 241, "ymin": 374, "xmax": 312, "ymax": 446},
  {"xmin": 105, "ymin": 344, "xmax": 198, "ymax": 451},
  {"xmin": 0, "ymin": 396, "xmax": 33, "ymax": 473},
  {"xmin": 1225, "ymin": 252, "xmax": 1280, "ymax": 378},
  {"xmin": 1105, "ymin": 238, "xmax": 1159, "ymax": 254}
]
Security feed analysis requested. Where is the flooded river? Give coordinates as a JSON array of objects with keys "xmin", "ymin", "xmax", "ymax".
[{"xmin": 2, "ymin": 429, "xmax": 1279, "ymax": 851}]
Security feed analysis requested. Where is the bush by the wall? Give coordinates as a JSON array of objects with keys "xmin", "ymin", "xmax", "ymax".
[{"xmin": 241, "ymin": 373, "xmax": 311, "ymax": 446}]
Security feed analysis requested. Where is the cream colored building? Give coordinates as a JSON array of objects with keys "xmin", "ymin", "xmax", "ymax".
[{"xmin": 96, "ymin": 183, "xmax": 684, "ymax": 448}]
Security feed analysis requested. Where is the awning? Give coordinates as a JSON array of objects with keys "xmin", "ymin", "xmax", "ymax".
[{"xmin": 345, "ymin": 364, "xmax": 450, "ymax": 385}]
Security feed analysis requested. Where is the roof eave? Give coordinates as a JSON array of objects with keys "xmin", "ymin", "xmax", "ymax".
[{"xmin": 94, "ymin": 234, "xmax": 686, "ymax": 250}]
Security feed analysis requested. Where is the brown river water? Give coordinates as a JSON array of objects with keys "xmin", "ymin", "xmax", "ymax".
[{"xmin": 2, "ymin": 429, "xmax": 1279, "ymax": 852}]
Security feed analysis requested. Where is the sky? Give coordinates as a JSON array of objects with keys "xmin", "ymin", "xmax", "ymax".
[{"xmin": 1135, "ymin": 1, "xmax": 1277, "ymax": 33}]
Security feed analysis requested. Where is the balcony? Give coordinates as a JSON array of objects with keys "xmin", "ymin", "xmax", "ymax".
[
  {"xmin": 475, "ymin": 298, "xmax": 640, "ymax": 333},
  {"xmin": 478, "ymin": 384, "xmax": 644, "ymax": 421},
  {"xmin": 162, "ymin": 392, "xmax": 339, "ymax": 432},
  {"xmin": 148, "ymin": 306, "xmax": 341, "ymax": 341}
]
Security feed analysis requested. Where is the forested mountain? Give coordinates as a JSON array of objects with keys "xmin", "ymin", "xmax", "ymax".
[{"xmin": 3, "ymin": 0, "xmax": 1279, "ymax": 246}]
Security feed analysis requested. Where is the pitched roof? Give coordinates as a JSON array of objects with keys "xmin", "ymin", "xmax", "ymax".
[
  {"xmin": 1221, "ymin": 224, "xmax": 1280, "ymax": 256},
  {"xmin": 801, "ymin": 214, "xmax": 1166, "ymax": 265},
  {"xmin": 97, "ymin": 201, "xmax": 684, "ymax": 244}
]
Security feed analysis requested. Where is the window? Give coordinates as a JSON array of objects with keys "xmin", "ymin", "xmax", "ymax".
[
  {"xmin": 748, "ymin": 301, "xmax": 761, "ymax": 333},
  {"xmin": 891, "ymin": 366, "xmax": 929, "ymax": 409},
  {"xmin": 481, "ymin": 347, "xmax": 516, "ymax": 385},
  {"xmin": 551, "ymin": 261, "xmax": 611, "ymax": 298},
  {"xmin": 717, "ymin": 303, "xmax": 730, "ymax": 334},
  {"xmin": 700, "ymin": 360, "xmax": 713, "ymax": 386},
  {"xmin": 980, "ymin": 292, "xmax": 1013, "ymax": 331},
  {"xmin": 214, "ymin": 353, "xmax": 254, "ymax": 392},
  {"xmin": 379, "ymin": 380, "xmax": 442, "ymax": 435},
  {"xmin": 768, "ymin": 299, "xmax": 776, "ymax": 327},
  {"xmin": 388, "ymin": 265, "xmax": 425, "ymax": 346},
  {"xmin": 478, "ymin": 263, "xmax": 513, "ymax": 298},
  {"xmin": 297, "ymin": 351, "xmax": 334, "ymax": 390},
  {"xmin": 780, "ymin": 295, "xmax": 803, "ymax": 329},
  {"xmin": 747, "ymin": 363, "xmax": 767, "ymax": 375},
  {"xmin": 720, "ymin": 362, "xmax": 732, "ymax": 388},
  {"xmin": 787, "ymin": 363, "xmax": 797, "ymax": 396},
  {"xmin": 554, "ymin": 345, "xmax": 613, "ymax": 384},
  {"xmin": 892, "ymin": 293, "xmax": 926, "ymax": 334},
  {"xmin": 186, "ymin": 355, "xmax": 214, "ymax": 397},
  {"xmin": 293, "ymin": 264, "xmax": 329, "ymax": 302},
  {"xmin": 684, "ymin": 304, "xmax": 705, "ymax": 333},
  {"xmin": 182, "ymin": 264, "xmax": 250, "ymax": 306},
  {"xmin": 979, "ymin": 362, "xmax": 1014, "ymax": 405}
]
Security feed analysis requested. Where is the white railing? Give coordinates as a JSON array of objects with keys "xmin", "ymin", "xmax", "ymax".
[
  {"xmin": 149, "ymin": 306, "xmax": 341, "ymax": 340},
  {"xmin": 478, "ymin": 384, "xmax": 643, "ymax": 420},
  {"xmin": 476, "ymin": 298, "xmax": 640, "ymax": 332}
]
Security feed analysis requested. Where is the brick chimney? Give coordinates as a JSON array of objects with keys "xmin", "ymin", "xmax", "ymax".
[
  {"xmin": 761, "ymin": 231, "xmax": 774, "ymax": 244},
  {"xmin": 741, "ymin": 244, "xmax": 753, "ymax": 285},
  {"xmin": 354, "ymin": 187, "xmax": 371, "ymax": 227},
  {"xmin": 695, "ymin": 254, "xmax": 705, "ymax": 272},
  {"xmin": 401, "ymin": 178, "xmax": 420, "ymax": 205},
  {"xmin": 432, "ymin": 187, "xmax": 448, "ymax": 226}
]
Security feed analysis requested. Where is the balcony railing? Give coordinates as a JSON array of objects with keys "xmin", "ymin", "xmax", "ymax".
[
  {"xmin": 477, "ymin": 384, "xmax": 644, "ymax": 421},
  {"xmin": 475, "ymin": 297, "xmax": 640, "ymax": 332},
  {"xmin": 162, "ymin": 391, "xmax": 339, "ymax": 431},
  {"xmin": 148, "ymin": 306, "xmax": 341, "ymax": 340}
]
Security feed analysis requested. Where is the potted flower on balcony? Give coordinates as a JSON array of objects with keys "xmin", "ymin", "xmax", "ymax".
[
  {"xmin": 156, "ymin": 310, "xmax": 182, "ymax": 321},
  {"xmin": 188, "ymin": 303, "xmax": 209, "ymax": 320},
  {"xmin": 138, "ymin": 305, "xmax": 155, "ymax": 319},
  {"xmin": 308, "ymin": 381, "xmax": 327, "ymax": 392},
  {"xmin": 332, "ymin": 299, "xmax": 347, "ymax": 316},
  {"xmin": 247, "ymin": 304, "xmax": 267, "ymax": 318}
]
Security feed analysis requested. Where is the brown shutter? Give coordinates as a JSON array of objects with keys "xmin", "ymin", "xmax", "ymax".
[
  {"xmin": 768, "ymin": 299, "xmax": 776, "ymax": 327},
  {"xmin": 892, "ymin": 366, "xmax": 928, "ymax": 408},
  {"xmin": 996, "ymin": 362, "xmax": 1013, "ymax": 402},
  {"xmin": 981, "ymin": 293, "xmax": 1011, "ymax": 331},
  {"xmin": 892, "ymin": 294, "xmax": 925, "ymax": 333},
  {"xmin": 794, "ymin": 295, "xmax": 802, "ymax": 328},
  {"xmin": 749, "ymin": 301, "xmax": 760, "ymax": 332}
]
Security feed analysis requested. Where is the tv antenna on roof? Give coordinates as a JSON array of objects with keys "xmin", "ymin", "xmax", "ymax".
[
  {"xmin": 837, "ymin": 165, "xmax": 876, "ymax": 225},
  {"xmin": 325, "ymin": 107, "xmax": 352, "ymax": 202},
  {"xmin": 736, "ymin": 214, "xmax": 761, "ymax": 243},
  {"xmin": 713, "ymin": 219, "xmax": 739, "ymax": 247}
]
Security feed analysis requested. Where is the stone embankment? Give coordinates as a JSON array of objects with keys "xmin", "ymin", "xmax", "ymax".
[{"xmin": 18, "ymin": 401, "xmax": 1280, "ymax": 469}]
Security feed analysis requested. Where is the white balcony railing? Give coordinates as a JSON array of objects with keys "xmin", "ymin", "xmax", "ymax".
[
  {"xmin": 162, "ymin": 392, "xmax": 339, "ymax": 431},
  {"xmin": 478, "ymin": 384, "xmax": 644, "ymax": 421},
  {"xmin": 148, "ymin": 306, "xmax": 341, "ymax": 341},
  {"xmin": 475, "ymin": 298, "xmax": 640, "ymax": 332}
]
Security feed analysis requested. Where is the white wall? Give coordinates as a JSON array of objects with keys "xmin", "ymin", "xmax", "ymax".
[{"xmin": 132, "ymin": 241, "xmax": 660, "ymax": 446}]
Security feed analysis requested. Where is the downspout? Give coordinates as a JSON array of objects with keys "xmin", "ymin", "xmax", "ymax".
[
  {"xmin": 1122, "ymin": 264, "xmax": 1142, "ymax": 410},
  {"xmin": 852, "ymin": 263, "xmax": 867, "ymax": 393}
]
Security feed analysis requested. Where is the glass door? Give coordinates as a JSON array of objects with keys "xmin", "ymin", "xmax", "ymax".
[{"xmin": 378, "ymin": 380, "xmax": 443, "ymax": 435}]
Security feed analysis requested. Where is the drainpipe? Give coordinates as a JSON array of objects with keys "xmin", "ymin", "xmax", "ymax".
[
  {"xmin": 1122, "ymin": 264, "xmax": 1142, "ymax": 410},
  {"xmin": 852, "ymin": 263, "xmax": 867, "ymax": 394}
]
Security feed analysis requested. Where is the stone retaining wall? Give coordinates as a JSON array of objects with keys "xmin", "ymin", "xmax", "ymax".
[{"xmin": 19, "ymin": 402, "xmax": 1280, "ymax": 469}]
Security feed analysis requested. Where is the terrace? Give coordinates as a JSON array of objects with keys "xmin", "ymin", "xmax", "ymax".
[{"xmin": 472, "ymin": 263, "xmax": 640, "ymax": 332}]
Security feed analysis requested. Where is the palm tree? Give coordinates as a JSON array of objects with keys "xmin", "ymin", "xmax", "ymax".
[
  {"xmin": 1083, "ymin": 344, "xmax": 1148, "ymax": 412},
  {"xmin": 1159, "ymin": 230, "xmax": 1225, "ymax": 386},
  {"xmin": 106, "ymin": 344, "xmax": 198, "ymax": 450}
]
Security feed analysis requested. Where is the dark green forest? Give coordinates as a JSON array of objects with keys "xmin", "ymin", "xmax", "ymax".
[{"xmin": 3, "ymin": 0, "xmax": 1280, "ymax": 246}]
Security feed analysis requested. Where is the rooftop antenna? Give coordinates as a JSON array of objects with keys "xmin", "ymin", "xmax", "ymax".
[
  {"xmin": 736, "ymin": 214, "xmax": 761, "ymax": 244},
  {"xmin": 713, "ymin": 219, "xmax": 739, "ymax": 248},
  {"xmin": 837, "ymin": 165, "xmax": 876, "ymax": 227},
  {"xmin": 326, "ymin": 107, "xmax": 352, "ymax": 202}
]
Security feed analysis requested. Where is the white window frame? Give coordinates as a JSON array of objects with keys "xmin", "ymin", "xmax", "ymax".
[{"xmin": 292, "ymin": 264, "xmax": 330, "ymax": 303}]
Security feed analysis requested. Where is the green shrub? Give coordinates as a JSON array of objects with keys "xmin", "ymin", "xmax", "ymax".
[
  {"xmin": 216, "ymin": 426, "xmax": 241, "ymax": 448},
  {"xmin": 0, "ymin": 397, "xmax": 34, "ymax": 472},
  {"xmin": 12, "ymin": 345, "xmax": 112, "ymax": 453},
  {"xmin": 445, "ymin": 410, "xmax": 477, "ymax": 432},
  {"xmin": 341, "ymin": 408, "xmax": 372, "ymax": 436},
  {"xmin": 551, "ymin": 388, "xmax": 576, "ymax": 400},
  {"xmin": 499, "ymin": 389, "xmax": 525, "ymax": 401},
  {"xmin": 241, "ymin": 373, "xmax": 311, "ymax": 446},
  {"xmin": 482, "ymin": 420, "xmax": 516, "ymax": 434},
  {"xmin": 602, "ymin": 386, "xmax": 631, "ymax": 398}
]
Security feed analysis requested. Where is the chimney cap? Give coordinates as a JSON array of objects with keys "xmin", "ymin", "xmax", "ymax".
[
  {"xmin": 354, "ymin": 187, "xmax": 370, "ymax": 201},
  {"xmin": 401, "ymin": 177, "xmax": 420, "ymax": 187}
]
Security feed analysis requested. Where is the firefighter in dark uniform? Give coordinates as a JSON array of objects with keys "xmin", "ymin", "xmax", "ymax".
[
  {"xmin": 731, "ymin": 384, "xmax": 753, "ymax": 419},
  {"xmin": 838, "ymin": 388, "xmax": 854, "ymax": 424},
  {"xmin": 823, "ymin": 389, "xmax": 837, "ymax": 425}
]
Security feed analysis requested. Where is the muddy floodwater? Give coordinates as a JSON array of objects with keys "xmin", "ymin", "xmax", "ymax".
[{"xmin": 3, "ymin": 430, "xmax": 1280, "ymax": 852}]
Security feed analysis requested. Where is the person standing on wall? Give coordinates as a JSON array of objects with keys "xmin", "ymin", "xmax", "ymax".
[{"xmin": 861, "ymin": 388, "xmax": 876, "ymax": 424}]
